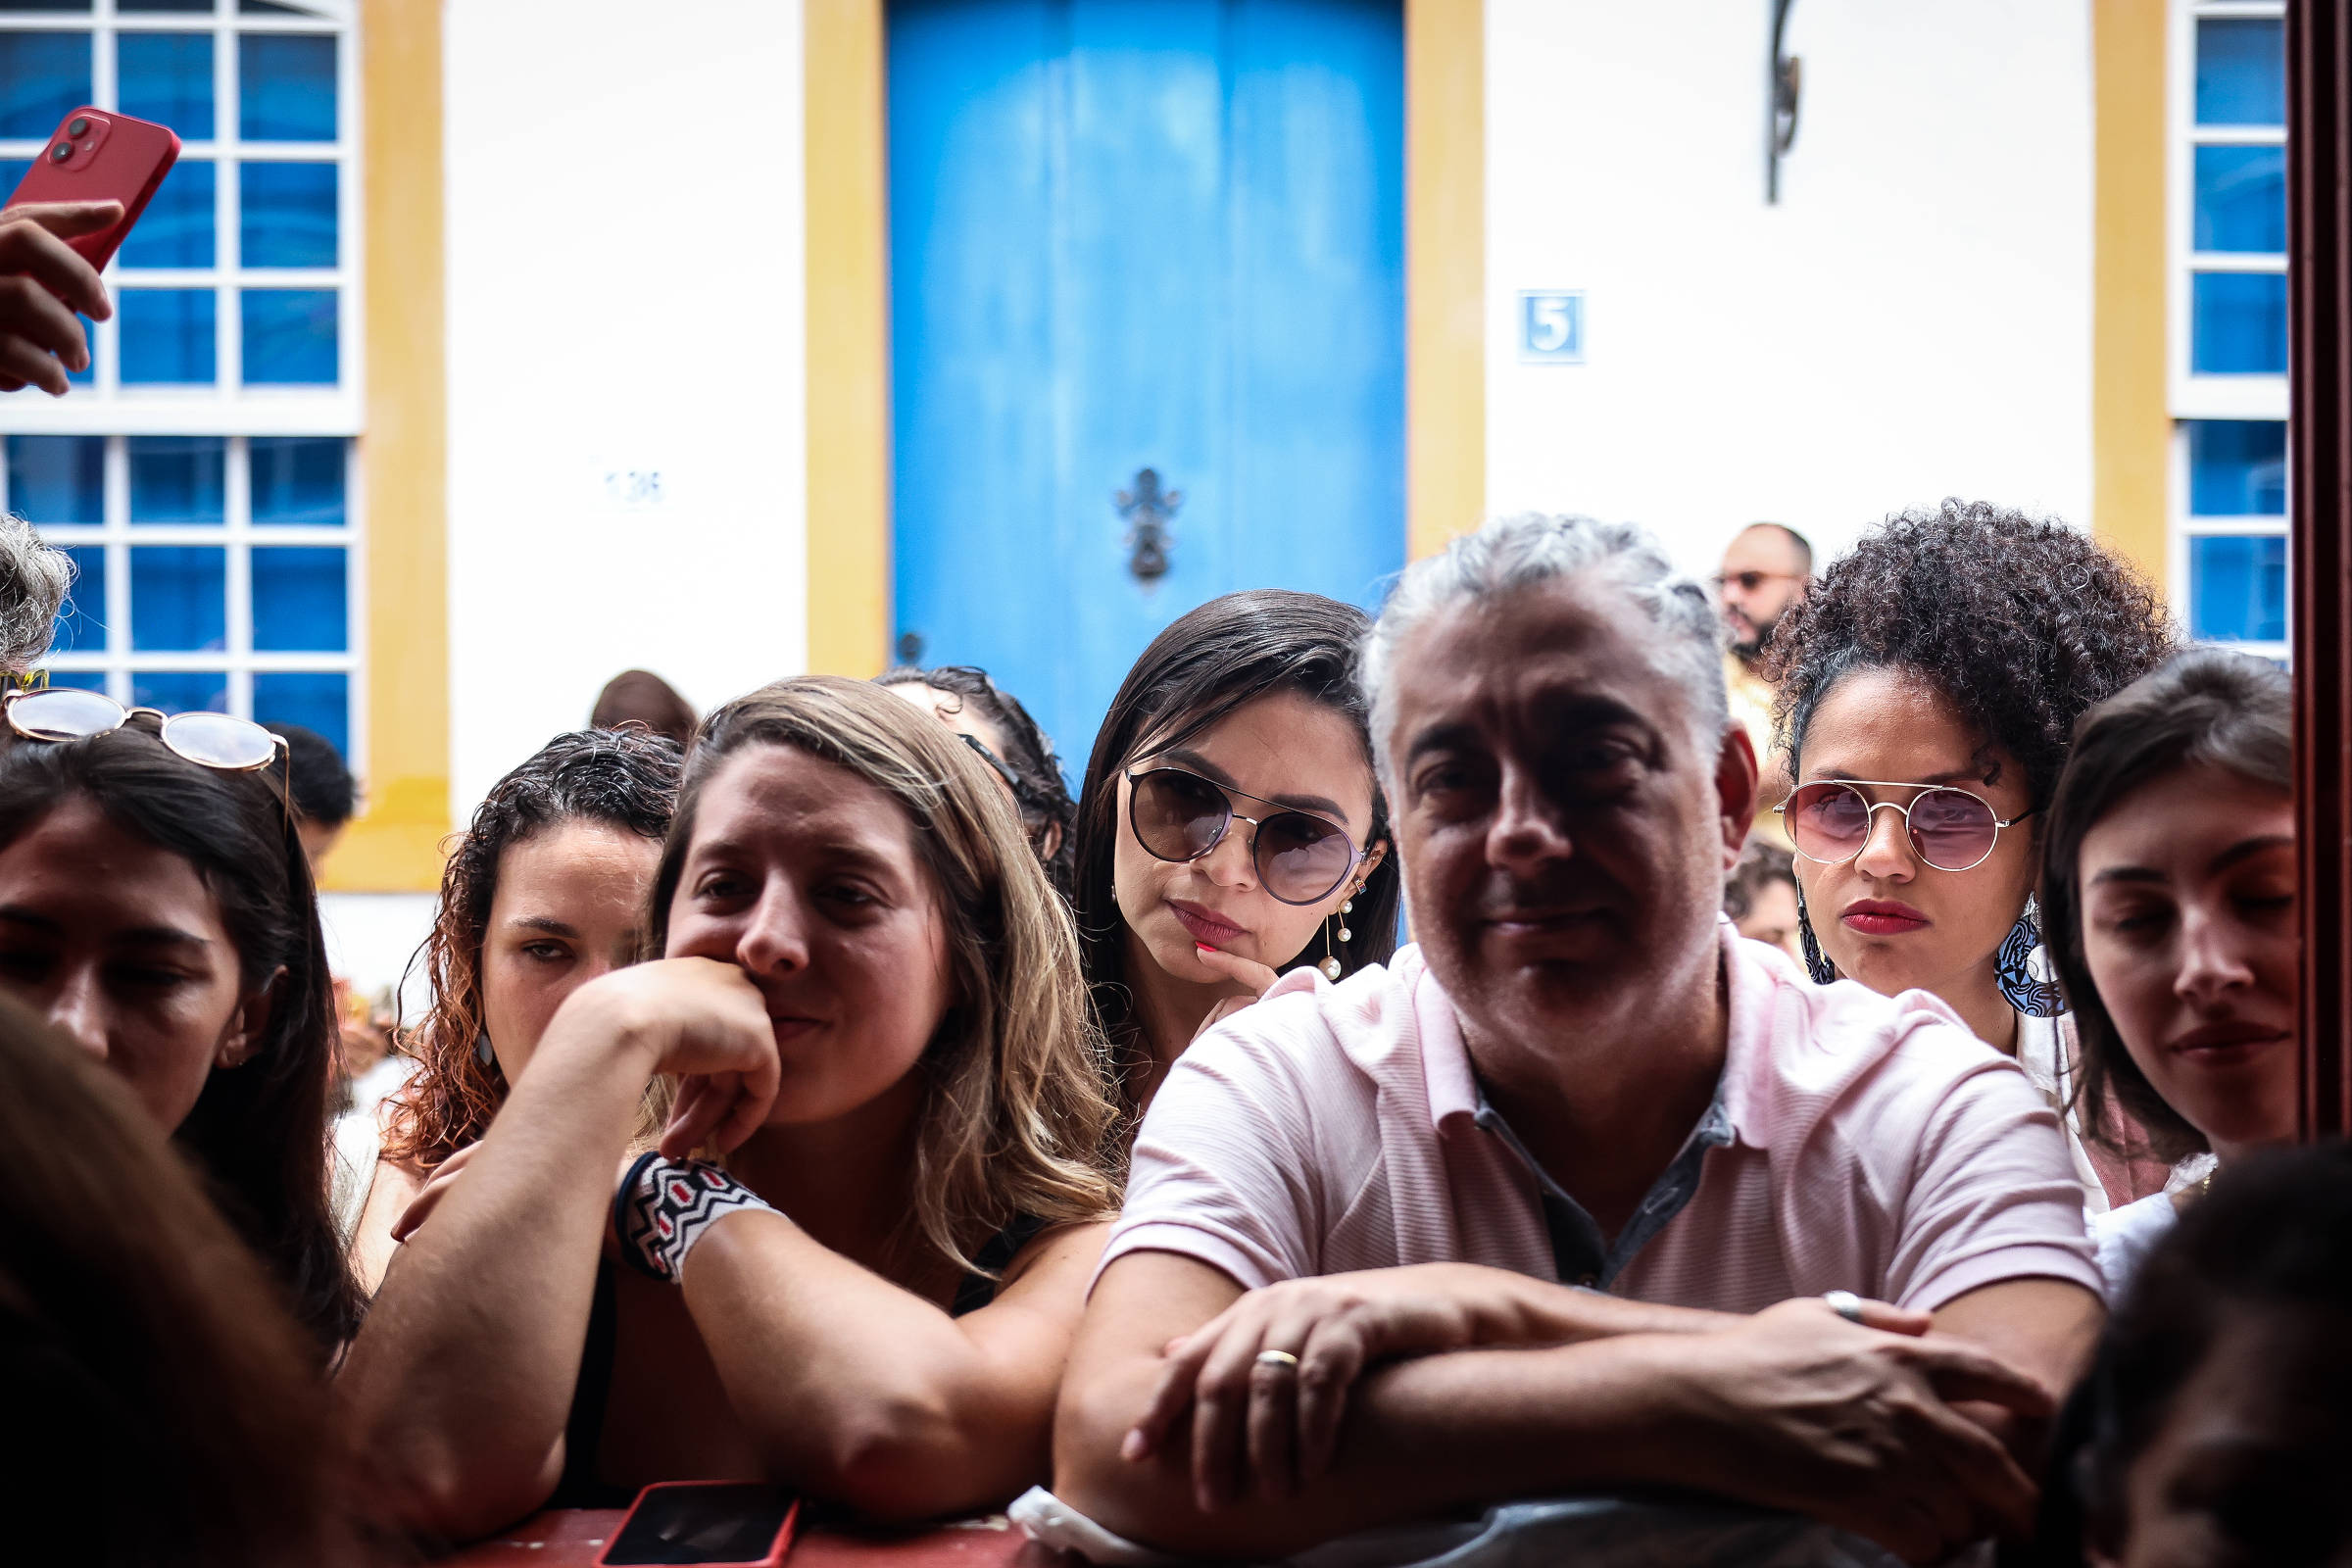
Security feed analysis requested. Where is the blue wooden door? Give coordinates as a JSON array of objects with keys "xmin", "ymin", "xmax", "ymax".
[{"xmin": 888, "ymin": 0, "xmax": 1404, "ymax": 775}]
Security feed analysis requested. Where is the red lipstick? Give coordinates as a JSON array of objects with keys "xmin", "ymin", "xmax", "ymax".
[{"xmin": 1841, "ymin": 899, "xmax": 1931, "ymax": 937}]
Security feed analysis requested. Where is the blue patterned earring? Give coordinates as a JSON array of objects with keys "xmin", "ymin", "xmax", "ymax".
[
  {"xmin": 1795, "ymin": 882, "xmax": 1837, "ymax": 986},
  {"xmin": 1996, "ymin": 896, "xmax": 2067, "ymax": 1018}
]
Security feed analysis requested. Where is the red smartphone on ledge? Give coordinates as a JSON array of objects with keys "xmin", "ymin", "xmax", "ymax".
[
  {"xmin": 596, "ymin": 1482, "xmax": 801, "ymax": 1567},
  {"xmin": 4, "ymin": 107, "xmax": 180, "ymax": 270}
]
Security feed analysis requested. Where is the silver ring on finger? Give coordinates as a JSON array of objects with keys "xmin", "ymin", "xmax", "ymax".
[
  {"xmin": 1254, "ymin": 1349, "xmax": 1300, "ymax": 1372},
  {"xmin": 1823, "ymin": 1290, "xmax": 1866, "ymax": 1325}
]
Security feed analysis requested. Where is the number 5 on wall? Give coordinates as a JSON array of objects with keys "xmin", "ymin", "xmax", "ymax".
[{"xmin": 1518, "ymin": 291, "xmax": 1585, "ymax": 363}]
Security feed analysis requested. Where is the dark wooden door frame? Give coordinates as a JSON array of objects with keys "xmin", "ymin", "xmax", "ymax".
[{"xmin": 2291, "ymin": 0, "xmax": 2352, "ymax": 1138}]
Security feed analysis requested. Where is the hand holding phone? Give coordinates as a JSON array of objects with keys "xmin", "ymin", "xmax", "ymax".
[
  {"xmin": 0, "ymin": 107, "xmax": 181, "ymax": 396},
  {"xmin": 0, "ymin": 204, "xmax": 119, "ymax": 394}
]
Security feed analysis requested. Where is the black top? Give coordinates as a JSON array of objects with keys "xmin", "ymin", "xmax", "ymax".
[{"xmin": 551, "ymin": 1214, "xmax": 1054, "ymax": 1508}]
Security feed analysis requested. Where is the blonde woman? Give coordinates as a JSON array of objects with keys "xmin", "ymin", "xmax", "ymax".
[{"xmin": 341, "ymin": 677, "xmax": 1123, "ymax": 1542}]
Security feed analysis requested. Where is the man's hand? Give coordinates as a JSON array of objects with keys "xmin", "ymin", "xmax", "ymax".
[
  {"xmin": 1652, "ymin": 1298, "xmax": 2055, "ymax": 1564},
  {"xmin": 1124, "ymin": 1266, "xmax": 1493, "ymax": 1508},
  {"xmin": 0, "ymin": 201, "xmax": 119, "ymax": 395}
]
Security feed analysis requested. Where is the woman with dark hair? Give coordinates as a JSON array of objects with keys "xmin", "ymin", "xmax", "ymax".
[
  {"xmin": 348, "ymin": 727, "xmax": 681, "ymax": 1292},
  {"xmin": 877, "ymin": 662, "xmax": 1078, "ymax": 897},
  {"xmin": 2032, "ymin": 1145, "xmax": 2351, "ymax": 1568},
  {"xmin": 591, "ymin": 667, "xmax": 698, "ymax": 749},
  {"xmin": 1763, "ymin": 501, "xmax": 2176, "ymax": 1210},
  {"xmin": 0, "ymin": 996, "xmax": 372, "ymax": 1564},
  {"xmin": 1071, "ymin": 590, "xmax": 1400, "ymax": 1107},
  {"xmin": 0, "ymin": 699, "xmax": 359, "ymax": 1348},
  {"xmin": 2038, "ymin": 649, "xmax": 2299, "ymax": 1295},
  {"xmin": 342, "ymin": 677, "xmax": 1121, "ymax": 1541}
]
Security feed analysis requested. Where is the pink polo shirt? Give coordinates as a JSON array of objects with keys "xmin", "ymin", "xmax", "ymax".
[{"xmin": 1102, "ymin": 922, "xmax": 2101, "ymax": 1313}]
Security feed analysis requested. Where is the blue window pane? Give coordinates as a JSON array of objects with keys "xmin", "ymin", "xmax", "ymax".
[
  {"xmin": 66, "ymin": 313, "xmax": 93, "ymax": 385},
  {"xmin": 239, "ymin": 35, "xmax": 336, "ymax": 142},
  {"xmin": 252, "ymin": 670, "xmax": 346, "ymax": 757},
  {"xmin": 43, "ymin": 668, "xmax": 109, "ymax": 694},
  {"xmin": 2188, "ymin": 420, "xmax": 2287, "ymax": 516},
  {"xmin": 7, "ymin": 435, "xmax": 103, "ymax": 524},
  {"xmin": 52, "ymin": 544, "xmax": 104, "ymax": 655},
  {"xmin": 119, "ymin": 288, "xmax": 217, "ymax": 384},
  {"xmin": 240, "ymin": 288, "xmax": 336, "ymax": 384},
  {"xmin": 0, "ymin": 32, "xmax": 90, "ymax": 140},
  {"xmin": 2193, "ymin": 145, "xmax": 2285, "ymax": 255},
  {"xmin": 132, "ymin": 669, "xmax": 225, "ymax": 714},
  {"xmin": 121, "ymin": 0, "xmax": 212, "ymax": 11},
  {"xmin": 117, "ymin": 31, "xmax": 212, "ymax": 140},
  {"xmin": 251, "ymin": 546, "xmax": 346, "ymax": 651},
  {"xmin": 2191, "ymin": 272, "xmax": 2288, "ymax": 374},
  {"xmin": 2196, "ymin": 19, "xmax": 2284, "ymax": 126},
  {"xmin": 2190, "ymin": 535, "xmax": 2288, "ymax": 643},
  {"xmin": 118, "ymin": 158, "xmax": 214, "ymax": 269},
  {"xmin": 251, "ymin": 437, "xmax": 345, "ymax": 525},
  {"xmin": 129, "ymin": 545, "xmax": 225, "ymax": 652},
  {"xmin": 239, "ymin": 162, "xmax": 336, "ymax": 268},
  {"xmin": 128, "ymin": 437, "xmax": 225, "ymax": 524},
  {"xmin": 8, "ymin": 3, "xmax": 94, "ymax": 12}
]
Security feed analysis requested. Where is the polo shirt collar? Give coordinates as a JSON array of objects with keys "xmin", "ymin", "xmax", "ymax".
[{"xmin": 1415, "ymin": 921, "xmax": 1760, "ymax": 1153}]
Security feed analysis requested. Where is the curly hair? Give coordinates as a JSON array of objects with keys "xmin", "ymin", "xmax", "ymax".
[
  {"xmin": 380, "ymin": 728, "xmax": 681, "ymax": 1173},
  {"xmin": 875, "ymin": 663, "xmax": 1078, "ymax": 899},
  {"xmin": 1763, "ymin": 500, "xmax": 2177, "ymax": 808}
]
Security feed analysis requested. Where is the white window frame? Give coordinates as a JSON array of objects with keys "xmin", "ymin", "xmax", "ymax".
[
  {"xmin": 0, "ymin": 0, "xmax": 366, "ymax": 768},
  {"xmin": 2166, "ymin": 0, "xmax": 2288, "ymax": 660}
]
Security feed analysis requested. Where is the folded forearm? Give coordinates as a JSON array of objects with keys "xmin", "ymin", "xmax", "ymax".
[
  {"xmin": 339, "ymin": 1041, "xmax": 655, "ymax": 1530},
  {"xmin": 686, "ymin": 1213, "xmax": 1054, "ymax": 1517},
  {"xmin": 1462, "ymin": 1267, "xmax": 1739, "ymax": 1347},
  {"xmin": 1057, "ymin": 1337, "xmax": 1698, "ymax": 1558}
]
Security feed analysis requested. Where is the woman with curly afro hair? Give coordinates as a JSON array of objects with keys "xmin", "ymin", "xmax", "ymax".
[
  {"xmin": 1762, "ymin": 500, "xmax": 2176, "ymax": 1212},
  {"xmin": 351, "ymin": 727, "xmax": 681, "ymax": 1292}
]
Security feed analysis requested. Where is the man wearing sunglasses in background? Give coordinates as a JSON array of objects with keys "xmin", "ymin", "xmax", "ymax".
[
  {"xmin": 1715, "ymin": 521, "xmax": 1812, "ymax": 847},
  {"xmin": 1054, "ymin": 514, "xmax": 2103, "ymax": 1567}
]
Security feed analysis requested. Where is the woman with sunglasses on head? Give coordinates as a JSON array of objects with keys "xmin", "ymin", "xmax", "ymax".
[
  {"xmin": 346, "ymin": 728, "xmax": 682, "ymax": 1293},
  {"xmin": 340, "ymin": 677, "xmax": 1120, "ymax": 1542},
  {"xmin": 1762, "ymin": 502, "xmax": 2176, "ymax": 1211},
  {"xmin": 0, "ymin": 687, "xmax": 362, "ymax": 1350},
  {"xmin": 878, "ymin": 663, "xmax": 1078, "ymax": 899},
  {"xmin": 2038, "ymin": 650, "xmax": 2300, "ymax": 1296},
  {"xmin": 1071, "ymin": 590, "xmax": 1399, "ymax": 1110}
]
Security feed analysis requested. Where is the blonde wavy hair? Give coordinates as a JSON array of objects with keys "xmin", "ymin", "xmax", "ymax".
[{"xmin": 648, "ymin": 676, "xmax": 1123, "ymax": 1275}]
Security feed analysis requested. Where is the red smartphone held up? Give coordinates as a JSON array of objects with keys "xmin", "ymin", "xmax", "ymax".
[
  {"xmin": 596, "ymin": 1482, "xmax": 802, "ymax": 1568},
  {"xmin": 4, "ymin": 107, "xmax": 180, "ymax": 271}
]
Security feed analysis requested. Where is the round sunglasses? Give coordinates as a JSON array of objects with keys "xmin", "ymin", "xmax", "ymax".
[
  {"xmin": 1125, "ymin": 766, "xmax": 1365, "ymax": 906},
  {"xmin": 5, "ymin": 687, "xmax": 286, "ymax": 772},
  {"xmin": 1780, "ymin": 777, "xmax": 2037, "ymax": 873}
]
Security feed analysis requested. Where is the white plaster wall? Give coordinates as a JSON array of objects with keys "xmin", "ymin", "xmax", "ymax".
[
  {"xmin": 1483, "ymin": 0, "xmax": 2095, "ymax": 579},
  {"xmin": 442, "ymin": 0, "xmax": 808, "ymax": 816},
  {"xmin": 319, "ymin": 891, "xmax": 436, "ymax": 1023}
]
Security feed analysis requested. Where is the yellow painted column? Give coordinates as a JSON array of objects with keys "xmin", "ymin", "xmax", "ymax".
[
  {"xmin": 804, "ymin": 0, "xmax": 893, "ymax": 677},
  {"xmin": 2091, "ymin": 0, "xmax": 2170, "ymax": 591},
  {"xmin": 1406, "ymin": 0, "xmax": 1485, "ymax": 561},
  {"xmin": 327, "ymin": 0, "xmax": 451, "ymax": 892}
]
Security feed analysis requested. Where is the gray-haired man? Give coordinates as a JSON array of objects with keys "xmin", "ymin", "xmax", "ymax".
[{"xmin": 1054, "ymin": 514, "xmax": 2103, "ymax": 1563}]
